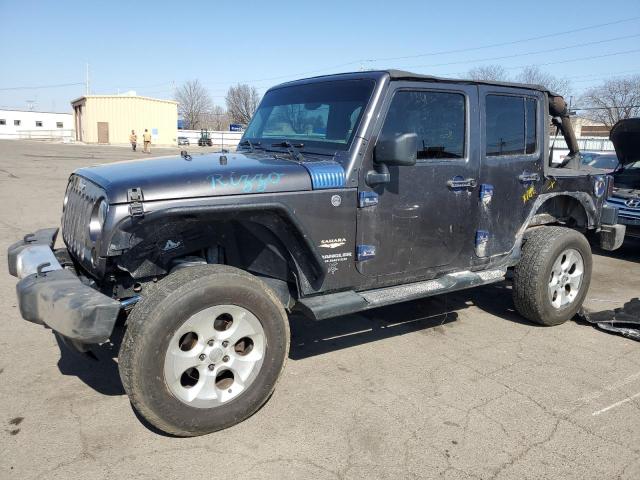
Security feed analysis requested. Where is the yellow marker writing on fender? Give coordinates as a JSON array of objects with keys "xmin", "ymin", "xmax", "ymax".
[{"xmin": 522, "ymin": 185, "xmax": 536, "ymax": 203}]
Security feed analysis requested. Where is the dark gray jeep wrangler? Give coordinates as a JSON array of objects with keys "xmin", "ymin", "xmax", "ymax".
[{"xmin": 8, "ymin": 70, "xmax": 625, "ymax": 436}]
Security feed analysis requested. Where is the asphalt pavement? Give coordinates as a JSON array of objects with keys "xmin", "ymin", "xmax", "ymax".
[{"xmin": 1, "ymin": 140, "xmax": 639, "ymax": 480}]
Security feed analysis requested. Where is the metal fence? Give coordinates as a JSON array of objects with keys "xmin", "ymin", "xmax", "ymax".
[
  {"xmin": 550, "ymin": 135, "xmax": 614, "ymax": 152},
  {"xmin": 177, "ymin": 130, "xmax": 243, "ymax": 150},
  {"xmin": 549, "ymin": 135, "xmax": 615, "ymax": 163}
]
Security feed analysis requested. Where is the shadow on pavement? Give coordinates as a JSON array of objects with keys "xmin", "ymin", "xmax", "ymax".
[
  {"xmin": 291, "ymin": 293, "xmax": 465, "ymax": 360},
  {"xmin": 55, "ymin": 325, "xmax": 125, "ymax": 396},
  {"xmin": 592, "ymin": 235, "xmax": 640, "ymax": 264},
  {"xmin": 288, "ymin": 280, "xmax": 549, "ymax": 360},
  {"xmin": 52, "ymin": 279, "xmax": 571, "ymax": 393}
]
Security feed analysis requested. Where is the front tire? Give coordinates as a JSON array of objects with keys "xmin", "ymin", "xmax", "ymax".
[
  {"xmin": 119, "ymin": 265, "xmax": 290, "ymax": 436},
  {"xmin": 513, "ymin": 226, "xmax": 592, "ymax": 326}
]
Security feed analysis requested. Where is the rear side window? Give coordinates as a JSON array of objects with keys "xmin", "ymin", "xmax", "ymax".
[
  {"xmin": 381, "ymin": 90, "xmax": 466, "ymax": 159},
  {"xmin": 486, "ymin": 95, "xmax": 537, "ymax": 156}
]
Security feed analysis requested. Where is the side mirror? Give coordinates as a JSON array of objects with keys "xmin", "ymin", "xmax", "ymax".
[{"xmin": 374, "ymin": 133, "xmax": 418, "ymax": 166}]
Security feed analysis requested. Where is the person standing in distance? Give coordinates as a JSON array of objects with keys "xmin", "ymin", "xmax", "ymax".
[
  {"xmin": 143, "ymin": 129, "xmax": 152, "ymax": 154},
  {"xmin": 129, "ymin": 130, "xmax": 137, "ymax": 151}
]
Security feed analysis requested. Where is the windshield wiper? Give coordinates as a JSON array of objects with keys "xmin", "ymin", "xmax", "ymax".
[
  {"xmin": 271, "ymin": 141, "xmax": 305, "ymax": 162},
  {"xmin": 238, "ymin": 139, "xmax": 264, "ymax": 152}
]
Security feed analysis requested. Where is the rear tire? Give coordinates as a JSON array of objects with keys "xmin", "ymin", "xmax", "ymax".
[
  {"xmin": 513, "ymin": 226, "xmax": 592, "ymax": 326},
  {"xmin": 119, "ymin": 265, "xmax": 289, "ymax": 436}
]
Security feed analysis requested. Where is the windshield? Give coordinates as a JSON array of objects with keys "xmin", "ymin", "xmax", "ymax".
[
  {"xmin": 622, "ymin": 160, "xmax": 640, "ymax": 170},
  {"xmin": 242, "ymin": 79, "xmax": 376, "ymax": 151},
  {"xmin": 581, "ymin": 153, "xmax": 619, "ymax": 170}
]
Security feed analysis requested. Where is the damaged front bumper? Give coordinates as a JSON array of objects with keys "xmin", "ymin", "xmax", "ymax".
[{"xmin": 8, "ymin": 228, "xmax": 121, "ymax": 344}]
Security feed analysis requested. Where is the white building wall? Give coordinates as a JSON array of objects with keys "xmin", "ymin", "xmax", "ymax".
[{"xmin": 0, "ymin": 110, "xmax": 73, "ymax": 140}]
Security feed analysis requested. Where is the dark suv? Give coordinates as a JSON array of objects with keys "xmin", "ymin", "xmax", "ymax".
[{"xmin": 8, "ymin": 70, "xmax": 625, "ymax": 436}]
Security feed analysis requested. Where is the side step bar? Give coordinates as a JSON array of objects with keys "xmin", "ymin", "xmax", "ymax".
[{"xmin": 296, "ymin": 268, "xmax": 507, "ymax": 321}]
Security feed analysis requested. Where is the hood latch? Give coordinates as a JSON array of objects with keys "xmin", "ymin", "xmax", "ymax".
[{"xmin": 127, "ymin": 187, "xmax": 144, "ymax": 217}]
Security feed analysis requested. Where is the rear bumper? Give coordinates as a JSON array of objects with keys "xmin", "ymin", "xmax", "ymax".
[
  {"xmin": 598, "ymin": 224, "xmax": 626, "ymax": 250},
  {"xmin": 596, "ymin": 204, "xmax": 626, "ymax": 250},
  {"xmin": 8, "ymin": 228, "xmax": 121, "ymax": 344}
]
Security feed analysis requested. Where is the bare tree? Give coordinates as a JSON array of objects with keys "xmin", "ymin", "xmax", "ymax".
[
  {"xmin": 226, "ymin": 84, "xmax": 260, "ymax": 125},
  {"xmin": 174, "ymin": 80, "xmax": 213, "ymax": 130},
  {"xmin": 578, "ymin": 75, "xmax": 640, "ymax": 127},
  {"xmin": 199, "ymin": 105, "xmax": 230, "ymax": 131},
  {"xmin": 515, "ymin": 66, "xmax": 572, "ymax": 97},
  {"xmin": 467, "ymin": 65, "xmax": 509, "ymax": 82}
]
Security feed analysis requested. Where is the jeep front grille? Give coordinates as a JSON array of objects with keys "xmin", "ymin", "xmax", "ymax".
[{"xmin": 61, "ymin": 175, "xmax": 106, "ymax": 264}]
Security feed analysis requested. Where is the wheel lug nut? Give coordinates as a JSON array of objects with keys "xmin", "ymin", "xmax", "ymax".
[
  {"xmin": 223, "ymin": 355, "xmax": 230, "ymax": 362},
  {"xmin": 199, "ymin": 354, "xmax": 206, "ymax": 361},
  {"xmin": 208, "ymin": 364, "xmax": 215, "ymax": 371},
  {"xmin": 208, "ymin": 340, "xmax": 214, "ymax": 346},
  {"xmin": 222, "ymin": 341, "xmax": 229, "ymax": 347}
]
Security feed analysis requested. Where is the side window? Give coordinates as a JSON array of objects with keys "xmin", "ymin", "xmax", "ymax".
[
  {"xmin": 0, "ymin": 119, "xmax": 6, "ymax": 126},
  {"xmin": 486, "ymin": 94, "xmax": 538, "ymax": 156},
  {"xmin": 381, "ymin": 90, "xmax": 465, "ymax": 159},
  {"xmin": 35, "ymin": 121, "xmax": 43, "ymax": 127}
]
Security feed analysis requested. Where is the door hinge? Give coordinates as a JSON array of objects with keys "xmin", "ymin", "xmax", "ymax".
[
  {"xmin": 475, "ymin": 230, "xmax": 489, "ymax": 258},
  {"xmin": 127, "ymin": 187, "xmax": 144, "ymax": 217},
  {"xmin": 358, "ymin": 191, "xmax": 379, "ymax": 208}
]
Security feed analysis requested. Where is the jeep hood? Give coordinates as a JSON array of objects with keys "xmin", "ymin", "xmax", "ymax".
[
  {"xmin": 610, "ymin": 118, "xmax": 640, "ymax": 165},
  {"xmin": 75, "ymin": 152, "xmax": 316, "ymax": 203}
]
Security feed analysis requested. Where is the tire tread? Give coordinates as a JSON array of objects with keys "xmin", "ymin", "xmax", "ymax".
[
  {"xmin": 513, "ymin": 226, "xmax": 591, "ymax": 326},
  {"xmin": 119, "ymin": 265, "xmax": 289, "ymax": 436}
]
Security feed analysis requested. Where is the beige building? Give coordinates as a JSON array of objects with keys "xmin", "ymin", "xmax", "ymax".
[
  {"xmin": 571, "ymin": 116, "xmax": 610, "ymax": 137},
  {"xmin": 71, "ymin": 94, "xmax": 178, "ymax": 145}
]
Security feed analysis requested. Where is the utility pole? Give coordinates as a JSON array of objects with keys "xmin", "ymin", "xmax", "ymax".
[{"xmin": 85, "ymin": 62, "xmax": 90, "ymax": 95}]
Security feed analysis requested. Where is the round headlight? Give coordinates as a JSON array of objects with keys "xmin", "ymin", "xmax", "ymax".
[{"xmin": 89, "ymin": 198, "xmax": 108, "ymax": 241}]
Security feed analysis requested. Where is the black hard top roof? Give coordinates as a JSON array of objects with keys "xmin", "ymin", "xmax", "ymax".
[
  {"xmin": 386, "ymin": 69, "xmax": 556, "ymax": 96},
  {"xmin": 274, "ymin": 69, "xmax": 557, "ymax": 97}
]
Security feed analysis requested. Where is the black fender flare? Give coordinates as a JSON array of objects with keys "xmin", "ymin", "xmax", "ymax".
[
  {"xmin": 508, "ymin": 192, "xmax": 596, "ymax": 262},
  {"xmin": 106, "ymin": 202, "xmax": 325, "ymax": 291}
]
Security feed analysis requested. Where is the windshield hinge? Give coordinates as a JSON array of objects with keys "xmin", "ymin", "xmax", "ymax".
[{"xmin": 127, "ymin": 187, "xmax": 144, "ymax": 217}]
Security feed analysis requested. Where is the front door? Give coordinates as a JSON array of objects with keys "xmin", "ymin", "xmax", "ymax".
[
  {"xmin": 97, "ymin": 121, "xmax": 109, "ymax": 144},
  {"xmin": 356, "ymin": 82, "xmax": 480, "ymax": 278}
]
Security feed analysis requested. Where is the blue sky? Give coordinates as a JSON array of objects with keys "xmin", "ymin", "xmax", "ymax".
[{"xmin": 1, "ymin": 0, "xmax": 639, "ymax": 112}]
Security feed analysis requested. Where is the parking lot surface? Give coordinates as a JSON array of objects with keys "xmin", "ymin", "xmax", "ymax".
[{"xmin": 1, "ymin": 140, "xmax": 639, "ymax": 480}]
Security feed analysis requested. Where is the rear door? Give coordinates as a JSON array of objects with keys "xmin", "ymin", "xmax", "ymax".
[
  {"xmin": 356, "ymin": 82, "xmax": 480, "ymax": 278},
  {"xmin": 477, "ymin": 87, "xmax": 544, "ymax": 257}
]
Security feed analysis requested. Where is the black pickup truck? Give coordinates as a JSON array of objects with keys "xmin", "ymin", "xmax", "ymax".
[{"xmin": 8, "ymin": 70, "xmax": 625, "ymax": 436}]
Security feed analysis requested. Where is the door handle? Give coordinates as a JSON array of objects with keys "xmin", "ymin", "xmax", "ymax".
[
  {"xmin": 518, "ymin": 172, "xmax": 540, "ymax": 183},
  {"xmin": 447, "ymin": 177, "xmax": 477, "ymax": 190}
]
